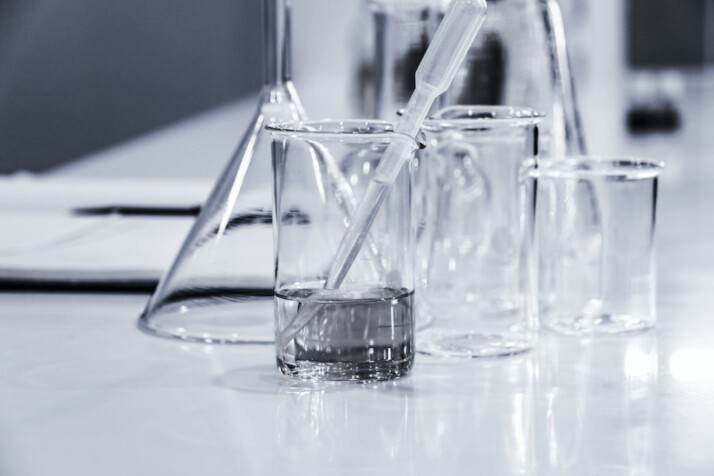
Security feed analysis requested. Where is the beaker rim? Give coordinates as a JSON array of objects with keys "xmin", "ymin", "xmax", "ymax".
[
  {"xmin": 266, "ymin": 119, "xmax": 424, "ymax": 147},
  {"xmin": 268, "ymin": 119, "xmax": 394, "ymax": 137},
  {"xmin": 423, "ymin": 105, "xmax": 544, "ymax": 131},
  {"xmin": 528, "ymin": 156, "xmax": 665, "ymax": 180}
]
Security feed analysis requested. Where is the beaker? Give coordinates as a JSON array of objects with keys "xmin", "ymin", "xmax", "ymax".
[
  {"xmin": 138, "ymin": 0, "xmax": 305, "ymax": 344},
  {"xmin": 530, "ymin": 157, "xmax": 663, "ymax": 335},
  {"xmin": 366, "ymin": 0, "xmax": 585, "ymax": 157},
  {"xmin": 268, "ymin": 120, "xmax": 418, "ymax": 381},
  {"xmin": 416, "ymin": 106, "xmax": 541, "ymax": 358}
]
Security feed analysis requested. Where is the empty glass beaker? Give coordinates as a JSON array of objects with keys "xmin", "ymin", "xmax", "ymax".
[
  {"xmin": 416, "ymin": 106, "xmax": 541, "ymax": 358},
  {"xmin": 139, "ymin": 0, "xmax": 305, "ymax": 343},
  {"xmin": 530, "ymin": 157, "xmax": 663, "ymax": 335},
  {"xmin": 269, "ymin": 120, "xmax": 418, "ymax": 381}
]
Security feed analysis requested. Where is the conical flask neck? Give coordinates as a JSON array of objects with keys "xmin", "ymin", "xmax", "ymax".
[{"xmin": 263, "ymin": 0, "xmax": 294, "ymax": 87}]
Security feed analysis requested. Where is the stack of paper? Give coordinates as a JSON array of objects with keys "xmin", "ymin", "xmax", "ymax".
[{"xmin": 0, "ymin": 176, "xmax": 211, "ymax": 291}]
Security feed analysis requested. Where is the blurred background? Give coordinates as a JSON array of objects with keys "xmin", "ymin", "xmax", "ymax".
[
  {"xmin": 1, "ymin": 0, "xmax": 713, "ymax": 177},
  {"xmin": 0, "ymin": 0, "xmax": 262, "ymax": 173}
]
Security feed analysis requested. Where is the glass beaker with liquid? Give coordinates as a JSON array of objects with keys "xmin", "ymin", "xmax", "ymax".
[{"xmin": 268, "ymin": 120, "xmax": 419, "ymax": 381}]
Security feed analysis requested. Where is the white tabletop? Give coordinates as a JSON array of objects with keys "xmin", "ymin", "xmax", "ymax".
[{"xmin": 3, "ymin": 91, "xmax": 714, "ymax": 474}]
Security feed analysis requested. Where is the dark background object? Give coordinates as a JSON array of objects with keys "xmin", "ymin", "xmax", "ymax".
[
  {"xmin": 627, "ymin": 0, "xmax": 710, "ymax": 68},
  {"xmin": 0, "ymin": 0, "xmax": 261, "ymax": 174},
  {"xmin": 455, "ymin": 32, "xmax": 505, "ymax": 105},
  {"xmin": 627, "ymin": 102, "xmax": 681, "ymax": 134}
]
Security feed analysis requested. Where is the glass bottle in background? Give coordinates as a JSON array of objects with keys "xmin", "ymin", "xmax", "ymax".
[
  {"xmin": 139, "ymin": 0, "xmax": 306, "ymax": 344},
  {"xmin": 363, "ymin": 0, "xmax": 586, "ymax": 157},
  {"xmin": 439, "ymin": 0, "xmax": 586, "ymax": 157}
]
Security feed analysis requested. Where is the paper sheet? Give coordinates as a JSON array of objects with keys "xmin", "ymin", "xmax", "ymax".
[{"xmin": 0, "ymin": 176, "xmax": 210, "ymax": 290}]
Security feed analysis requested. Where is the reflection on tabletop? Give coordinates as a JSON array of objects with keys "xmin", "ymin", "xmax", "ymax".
[{"xmin": 212, "ymin": 332, "xmax": 657, "ymax": 474}]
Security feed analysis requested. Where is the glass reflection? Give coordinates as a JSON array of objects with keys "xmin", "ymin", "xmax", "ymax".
[
  {"xmin": 273, "ymin": 355, "xmax": 536, "ymax": 474},
  {"xmin": 275, "ymin": 381, "xmax": 412, "ymax": 471},
  {"xmin": 535, "ymin": 332, "xmax": 657, "ymax": 475},
  {"xmin": 408, "ymin": 356, "xmax": 536, "ymax": 474}
]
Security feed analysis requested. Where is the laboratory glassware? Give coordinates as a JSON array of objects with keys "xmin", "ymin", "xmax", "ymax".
[
  {"xmin": 269, "ymin": 120, "xmax": 418, "ymax": 381},
  {"xmin": 273, "ymin": 0, "xmax": 487, "ymax": 353},
  {"xmin": 367, "ymin": 0, "xmax": 586, "ymax": 157},
  {"xmin": 370, "ymin": 0, "xmax": 441, "ymax": 119},
  {"xmin": 417, "ymin": 106, "xmax": 541, "ymax": 358},
  {"xmin": 139, "ymin": 0, "xmax": 305, "ymax": 343},
  {"xmin": 530, "ymin": 157, "xmax": 663, "ymax": 335}
]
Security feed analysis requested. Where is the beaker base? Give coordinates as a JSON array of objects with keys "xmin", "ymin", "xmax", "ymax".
[
  {"xmin": 417, "ymin": 329, "xmax": 534, "ymax": 358},
  {"xmin": 276, "ymin": 356, "xmax": 414, "ymax": 382},
  {"xmin": 543, "ymin": 313, "xmax": 654, "ymax": 336}
]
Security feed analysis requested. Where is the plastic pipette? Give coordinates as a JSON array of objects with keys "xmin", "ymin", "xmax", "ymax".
[{"xmin": 276, "ymin": 0, "xmax": 488, "ymax": 350}]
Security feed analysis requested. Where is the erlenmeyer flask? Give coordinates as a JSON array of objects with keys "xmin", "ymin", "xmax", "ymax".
[
  {"xmin": 368, "ymin": 0, "xmax": 586, "ymax": 157},
  {"xmin": 139, "ymin": 0, "xmax": 305, "ymax": 344}
]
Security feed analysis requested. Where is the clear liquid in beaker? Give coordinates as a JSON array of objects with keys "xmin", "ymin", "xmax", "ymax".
[{"xmin": 275, "ymin": 286, "xmax": 414, "ymax": 381}]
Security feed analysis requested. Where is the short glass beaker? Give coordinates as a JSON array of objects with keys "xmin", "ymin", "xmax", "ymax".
[
  {"xmin": 530, "ymin": 157, "xmax": 664, "ymax": 335},
  {"xmin": 268, "ymin": 120, "xmax": 417, "ymax": 381},
  {"xmin": 416, "ymin": 106, "xmax": 542, "ymax": 358}
]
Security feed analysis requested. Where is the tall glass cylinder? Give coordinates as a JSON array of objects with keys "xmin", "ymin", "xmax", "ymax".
[{"xmin": 370, "ymin": 0, "xmax": 438, "ymax": 120}]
